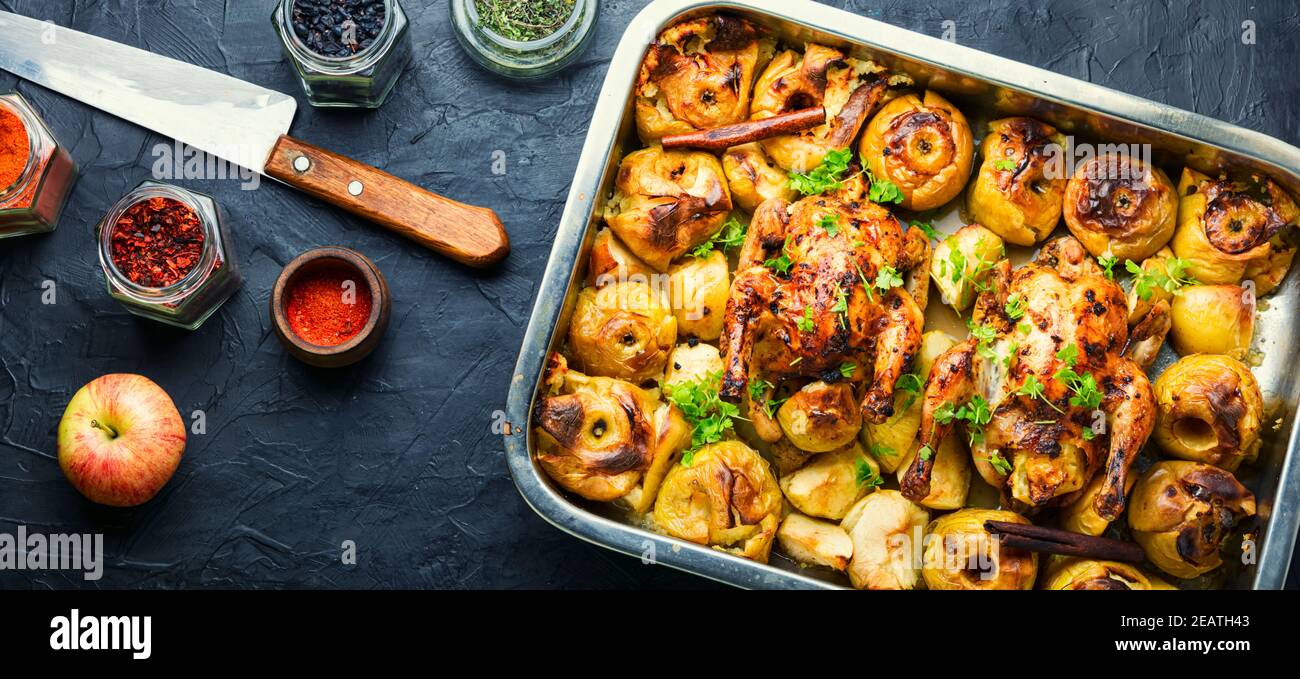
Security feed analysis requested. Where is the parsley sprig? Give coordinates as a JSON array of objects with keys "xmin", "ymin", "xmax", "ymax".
[
  {"xmin": 665, "ymin": 372, "xmax": 742, "ymax": 465},
  {"xmin": 938, "ymin": 235, "xmax": 1000, "ymax": 296},
  {"xmin": 796, "ymin": 306, "xmax": 815, "ymax": 333},
  {"xmin": 866, "ymin": 168, "xmax": 905, "ymax": 205},
  {"xmin": 874, "ymin": 265, "xmax": 904, "ymax": 292},
  {"xmin": 831, "ymin": 282, "xmax": 850, "ymax": 328},
  {"xmin": 1051, "ymin": 343, "xmax": 1103, "ymax": 410},
  {"xmin": 747, "ymin": 378, "xmax": 787, "ymax": 419},
  {"xmin": 1004, "ymin": 292, "xmax": 1026, "ymax": 320},
  {"xmin": 855, "ymin": 458, "xmax": 884, "ymax": 488},
  {"xmin": 894, "ymin": 372, "xmax": 924, "ymax": 414},
  {"xmin": 1125, "ymin": 257, "xmax": 1197, "ymax": 300},
  {"xmin": 689, "ymin": 215, "xmax": 746, "ymax": 258},
  {"xmin": 911, "ymin": 220, "xmax": 942, "ymax": 241},
  {"xmin": 763, "ymin": 236, "xmax": 794, "ymax": 275},
  {"xmin": 817, "ymin": 213, "xmax": 841, "ymax": 237},
  {"xmin": 1097, "ymin": 253, "xmax": 1118, "ymax": 280},
  {"xmin": 933, "ymin": 394, "xmax": 993, "ymax": 446},
  {"xmin": 788, "ymin": 148, "xmax": 854, "ymax": 196},
  {"xmin": 1016, "ymin": 374, "xmax": 1062, "ymax": 413},
  {"xmin": 988, "ymin": 451, "xmax": 1013, "ymax": 475}
]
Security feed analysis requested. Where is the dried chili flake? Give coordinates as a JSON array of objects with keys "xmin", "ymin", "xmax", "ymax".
[
  {"xmin": 109, "ymin": 197, "xmax": 205, "ymax": 288},
  {"xmin": 285, "ymin": 265, "xmax": 373, "ymax": 346}
]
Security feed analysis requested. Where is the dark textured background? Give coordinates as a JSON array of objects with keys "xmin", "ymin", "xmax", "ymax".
[{"xmin": 0, "ymin": 0, "xmax": 1296, "ymax": 589}]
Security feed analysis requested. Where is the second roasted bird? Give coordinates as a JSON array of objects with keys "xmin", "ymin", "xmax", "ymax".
[{"xmin": 901, "ymin": 237, "xmax": 1158, "ymax": 520}]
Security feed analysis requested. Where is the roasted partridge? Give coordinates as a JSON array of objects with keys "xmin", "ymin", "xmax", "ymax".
[
  {"xmin": 901, "ymin": 236, "xmax": 1156, "ymax": 519},
  {"xmin": 718, "ymin": 177, "xmax": 929, "ymax": 426}
]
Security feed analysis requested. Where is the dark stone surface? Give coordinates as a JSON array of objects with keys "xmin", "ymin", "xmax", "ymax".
[{"xmin": 0, "ymin": 0, "xmax": 1295, "ymax": 589}]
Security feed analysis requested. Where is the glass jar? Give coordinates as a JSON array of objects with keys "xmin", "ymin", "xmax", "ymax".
[
  {"xmin": 0, "ymin": 92, "xmax": 78, "ymax": 238},
  {"xmin": 96, "ymin": 181, "xmax": 242, "ymax": 331},
  {"xmin": 271, "ymin": 0, "xmax": 412, "ymax": 108},
  {"xmin": 450, "ymin": 0, "xmax": 598, "ymax": 79}
]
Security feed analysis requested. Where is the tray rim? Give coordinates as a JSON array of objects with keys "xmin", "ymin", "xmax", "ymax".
[{"xmin": 505, "ymin": 0, "xmax": 1300, "ymax": 590}]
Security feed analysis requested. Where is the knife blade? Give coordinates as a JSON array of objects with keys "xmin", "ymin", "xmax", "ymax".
[{"xmin": 0, "ymin": 11, "xmax": 508, "ymax": 267}]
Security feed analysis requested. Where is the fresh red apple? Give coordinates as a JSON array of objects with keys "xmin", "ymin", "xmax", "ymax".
[{"xmin": 57, "ymin": 374, "xmax": 186, "ymax": 507}]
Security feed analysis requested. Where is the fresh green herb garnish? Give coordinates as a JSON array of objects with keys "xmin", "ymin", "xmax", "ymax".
[
  {"xmin": 1016, "ymin": 374, "xmax": 1063, "ymax": 413},
  {"xmin": 911, "ymin": 220, "xmax": 942, "ymax": 241},
  {"xmin": 1055, "ymin": 343, "xmax": 1079, "ymax": 368},
  {"xmin": 1126, "ymin": 257, "xmax": 1198, "ymax": 300},
  {"xmin": 933, "ymin": 401, "xmax": 958, "ymax": 425},
  {"xmin": 931, "ymin": 395, "xmax": 993, "ymax": 446},
  {"xmin": 988, "ymin": 451, "xmax": 1013, "ymax": 475},
  {"xmin": 894, "ymin": 372, "xmax": 923, "ymax": 413},
  {"xmin": 763, "ymin": 397, "xmax": 788, "ymax": 418},
  {"xmin": 1066, "ymin": 372, "xmax": 1103, "ymax": 410},
  {"xmin": 689, "ymin": 215, "xmax": 746, "ymax": 258},
  {"xmin": 866, "ymin": 168, "xmax": 905, "ymax": 205},
  {"xmin": 763, "ymin": 236, "xmax": 794, "ymax": 275},
  {"xmin": 788, "ymin": 148, "xmax": 854, "ymax": 196},
  {"xmin": 748, "ymin": 378, "xmax": 787, "ymax": 419},
  {"xmin": 874, "ymin": 265, "xmax": 904, "ymax": 293},
  {"xmin": 817, "ymin": 213, "xmax": 841, "ymax": 237},
  {"xmin": 796, "ymin": 306, "xmax": 815, "ymax": 333},
  {"xmin": 1052, "ymin": 365, "xmax": 1104, "ymax": 411},
  {"xmin": 855, "ymin": 458, "xmax": 884, "ymax": 488},
  {"xmin": 869, "ymin": 443, "xmax": 894, "ymax": 459},
  {"xmin": 994, "ymin": 158, "xmax": 1018, "ymax": 172},
  {"xmin": 918, "ymin": 444, "xmax": 934, "ymax": 462},
  {"xmin": 955, "ymin": 395, "xmax": 993, "ymax": 445},
  {"xmin": 839, "ymin": 362, "xmax": 856, "ymax": 378},
  {"xmin": 831, "ymin": 282, "xmax": 850, "ymax": 328},
  {"xmin": 1017, "ymin": 321, "xmax": 1033, "ymax": 335},
  {"xmin": 938, "ymin": 235, "xmax": 1000, "ymax": 296},
  {"xmin": 1097, "ymin": 253, "xmax": 1118, "ymax": 280},
  {"xmin": 666, "ymin": 371, "xmax": 741, "ymax": 465},
  {"xmin": 1081, "ymin": 426, "xmax": 1096, "ymax": 441},
  {"xmin": 967, "ymin": 319, "xmax": 997, "ymax": 344},
  {"xmin": 1004, "ymin": 292, "xmax": 1026, "ymax": 320}
]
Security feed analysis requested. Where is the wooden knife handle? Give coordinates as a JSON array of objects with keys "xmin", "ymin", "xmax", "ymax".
[{"xmin": 265, "ymin": 135, "xmax": 509, "ymax": 267}]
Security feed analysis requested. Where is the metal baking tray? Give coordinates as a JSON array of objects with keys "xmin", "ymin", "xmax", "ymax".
[{"xmin": 505, "ymin": 0, "xmax": 1300, "ymax": 589}]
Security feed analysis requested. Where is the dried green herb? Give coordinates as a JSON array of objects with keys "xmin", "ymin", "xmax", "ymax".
[{"xmin": 475, "ymin": 0, "xmax": 575, "ymax": 42}]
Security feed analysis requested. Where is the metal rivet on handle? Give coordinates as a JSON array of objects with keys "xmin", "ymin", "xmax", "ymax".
[
  {"xmin": 293, "ymin": 155, "xmax": 311, "ymax": 172},
  {"xmin": 348, "ymin": 180, "xmax": 363, "ymax": 196}
]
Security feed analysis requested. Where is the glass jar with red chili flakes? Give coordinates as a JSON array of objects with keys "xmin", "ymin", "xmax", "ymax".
[
  {"xmin": 0, "ymin": 91, "xmax": 78, "ymax": 238},
  {"xmin": 96, "ymin": 181, "xmax": 242, "ymax": 330}
]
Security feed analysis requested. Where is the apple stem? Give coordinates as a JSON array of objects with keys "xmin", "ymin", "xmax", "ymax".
[{"xmin": 91, "ymin": 419, "xmax": 119, "ymax": 439}]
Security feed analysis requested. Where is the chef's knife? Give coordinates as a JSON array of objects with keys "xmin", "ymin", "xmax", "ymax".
[{"xmin": 0, "ymin": 11, "xmax": 509, "ymax": 268}]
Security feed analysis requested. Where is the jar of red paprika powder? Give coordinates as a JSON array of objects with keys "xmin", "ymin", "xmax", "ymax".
[
  {"xmin": 96, "ymin": 181, "xmax": 242, "ymax": 330},
  {"xmin": 0, "ymin": 91, "xmax": 78, "ymax": 238}
]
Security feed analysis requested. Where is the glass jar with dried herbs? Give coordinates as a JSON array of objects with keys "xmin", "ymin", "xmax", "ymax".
[
  {"xmin": 96, "ymin": 181, "xmax": 242, "ymax": 330},
  {"xmin": 451, "ymin": 0, "xmax": 598, "ymax": 79}
]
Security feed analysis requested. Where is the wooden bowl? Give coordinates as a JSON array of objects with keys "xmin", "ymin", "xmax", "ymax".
[{"xmin": 270, "ymin": 247, "xmax": 390, "ymax": 368}]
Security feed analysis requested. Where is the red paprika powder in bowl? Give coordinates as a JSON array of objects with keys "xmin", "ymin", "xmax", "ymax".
[{"xmin": 271, "ymin": 246, "xmax": 390, "ymax": 367}]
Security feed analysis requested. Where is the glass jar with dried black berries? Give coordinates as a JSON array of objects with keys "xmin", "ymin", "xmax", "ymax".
[{"xmin": 272, "ymin": 0, "xmax": 412, "ymax": 108}]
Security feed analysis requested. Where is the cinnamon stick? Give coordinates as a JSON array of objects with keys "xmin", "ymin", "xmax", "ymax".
[
  {"xmin": 661, "ymin": 107, "xmax": 826, "ymax": 151},
  {"xmin": 984, "ymin": 520, "xmax": 1145, "ymax": 563}
]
